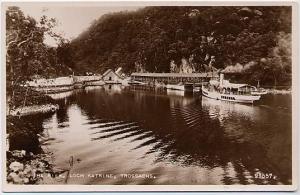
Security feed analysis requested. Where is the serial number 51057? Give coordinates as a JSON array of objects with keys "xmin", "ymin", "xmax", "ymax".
[{"xmin": 254, "ymin": 172, "xmax": 277, "ymax": 180}]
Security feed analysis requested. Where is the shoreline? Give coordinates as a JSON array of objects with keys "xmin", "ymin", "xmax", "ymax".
[
  {"xmin": 7, "ymin": 83, "xmax": 292, "ymax": 117},
  {"xmin": 10, "ymin": 104, "xmax": 59, "ymax": 117},
  {"xmin": 6, "ymin": 86, "xmax": 60, "ymax": 184},
  {"xmin": 265, "ymin": 88, "xmax": 292, "ymax": 95}
]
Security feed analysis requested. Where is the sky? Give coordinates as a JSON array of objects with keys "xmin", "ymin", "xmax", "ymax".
[{"xmin": 15, "ymin": 3, "xmax": 142, "ymax": 46}]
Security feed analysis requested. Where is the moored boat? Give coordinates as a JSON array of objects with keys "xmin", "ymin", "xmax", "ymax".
[
  {"xmin": 202, "ymin": 74, "xmax": 261, "ymax": 104},
  {"xmin": 251, "ymin": 89, "xmax": 268, "ymax": 95},
  {"xmin": 166, "ymin": 82, "xmax": 194, "ymax": 91},
  {"xmin": 250, "ymin": 81, "xmax": 268, "ymax": 95},
  {"xmin": 166, "ymin": 83, "xmax": 185, "ymax": 91}
]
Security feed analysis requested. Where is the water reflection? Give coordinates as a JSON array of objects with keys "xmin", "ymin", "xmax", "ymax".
[
  {"xmin": 48, "ymin": 90, "xmax": 74, "ymax": 100},
  {"xmin": 167, "ymin": 89, "xmax": 185, "ymax": 97},
  {"xmin": 40, "ymin": 86, "xmax": 291, "ymax": 185}
]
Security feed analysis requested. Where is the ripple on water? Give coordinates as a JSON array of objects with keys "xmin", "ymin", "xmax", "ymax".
[{"xmin": 39, "ymin": 88, "xmax": 291, "ymax": 185}]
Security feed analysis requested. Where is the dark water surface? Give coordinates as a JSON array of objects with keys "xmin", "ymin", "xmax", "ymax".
[{"xmin": 38, "ymin": 85, "xmax": 291, "ymax": 185}]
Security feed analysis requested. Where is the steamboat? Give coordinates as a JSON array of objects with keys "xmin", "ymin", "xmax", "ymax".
[{"xmin": 202, "ymin": 74, "xmax": 262, "ymax": 104}]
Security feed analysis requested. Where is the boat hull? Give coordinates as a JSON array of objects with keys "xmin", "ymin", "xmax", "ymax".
[
  {"xmin": 202, "ymin": 86, "xmax": 261, "ymax": 104},
  {"xmin": 166, "ymin": 84, "xmax": 185, "ymax": 91}
]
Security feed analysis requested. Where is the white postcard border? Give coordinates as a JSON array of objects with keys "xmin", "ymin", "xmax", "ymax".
[{"xmin": 1, "ymin": 0, "xmax": 298, "ymax": 192}]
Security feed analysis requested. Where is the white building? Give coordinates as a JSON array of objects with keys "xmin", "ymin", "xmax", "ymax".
[{"xmin": 102, "ymin": 69, "xmax": 123, "ymax": 84}]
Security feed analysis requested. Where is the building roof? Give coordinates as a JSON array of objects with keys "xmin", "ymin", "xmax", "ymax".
[
  {"xmin": 131, "ymin": 72, "xmax": 219, "ymax": 78},
  {"xmin": 115, "ymin": 67, "xmax": 122, "ymax": 75},
  {"xmin": 221, "ymin": 79, "xmax": 253, "ymax": 88},
  {"xmin": 115, "ymin": 67, "xmax": 126, "ymax": 79},
  {"xmin": 102, "ymin": 69, "xmax": 114, "ymax": 76},
  {"xmin": 103, "ymin": 69, "xmax": 123, "ymax": 79},
  {"xmin": 212, "ymin": 79, "xmax": 254, "ymax": 89},
  {"xmin": 222, "ymin": 83, "xmax": 249, "ymax": 88}
]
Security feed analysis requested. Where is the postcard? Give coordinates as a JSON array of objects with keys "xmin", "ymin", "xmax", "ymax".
[{"xmin": 1, "ymin": 0, "xmax": 298, "ymax": 192}]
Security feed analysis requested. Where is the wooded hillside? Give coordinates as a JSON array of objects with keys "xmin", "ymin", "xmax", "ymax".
[{"xmin": 68, "ymin": 6, "xmax": 291, "ymax": 86}]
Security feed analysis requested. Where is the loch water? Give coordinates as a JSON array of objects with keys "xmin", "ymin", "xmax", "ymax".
[{"xmin": 34, "ymin": 85, "xmax": 291, "ymax": 185}]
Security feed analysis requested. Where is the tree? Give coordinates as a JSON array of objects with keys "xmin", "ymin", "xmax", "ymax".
[
  {"xmin": 6, "ymin": 6, "xmax": 68, "ymax": 108},
  {"xmin": 56, "ymin": 41, "xmax": 75, "ymax": 69},
  {"xmin": 68, "ymin": 6, "xmax": 291, "ymax": 86},
  {"xmin": 264, "ymin": 32, "xmax": 291, "ymax": 86}
]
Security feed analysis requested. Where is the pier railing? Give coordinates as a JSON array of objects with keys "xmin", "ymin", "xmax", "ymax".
[{"xmin": 131, "ymin": 72, "xmax": 219, "ymax": 84}]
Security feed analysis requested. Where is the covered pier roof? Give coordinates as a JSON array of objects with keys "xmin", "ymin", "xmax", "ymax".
[{"xmin": 131, "ymin": 72, "xmax": 219, "ymax": 78}]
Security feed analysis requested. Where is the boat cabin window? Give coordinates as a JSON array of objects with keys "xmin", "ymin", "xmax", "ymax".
[{"xmin": 221, "ymin": 96, "xmax": 235, "ymax": 100}]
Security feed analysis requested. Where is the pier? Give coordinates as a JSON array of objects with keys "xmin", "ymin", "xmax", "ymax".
[
  {"xmin": 131, "ymin": 72, "xmax": 219, "ymax": 91},
  {"xmin": 131, "ymin": 72, "xmax": 218, "ymax": 84}
]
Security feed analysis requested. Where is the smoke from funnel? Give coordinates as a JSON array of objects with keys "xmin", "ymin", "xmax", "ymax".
[{"xmin": 222, "ymin": 61, "xmax": 257, "ymax": 73}]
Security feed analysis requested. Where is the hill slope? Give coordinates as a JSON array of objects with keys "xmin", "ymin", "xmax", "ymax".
[{"xmin": 69, "ymin": 6, "xmax": 291, "ymax": 86}]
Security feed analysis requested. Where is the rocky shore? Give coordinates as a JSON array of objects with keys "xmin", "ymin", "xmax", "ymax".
[
  {"xmin": 6, "ymin": 86, "xmax": 60, "ymax": 184},
  {"xmin": 6, "ymin": 150, "xmax": 54, "ymax": 184},
  {"xmin": 6, "ymin": 113, "xmax": 73, "ymax": 184}
]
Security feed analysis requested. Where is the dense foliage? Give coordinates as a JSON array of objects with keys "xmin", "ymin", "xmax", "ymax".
[
  {"xmin": 69, "ymin": 6, "xmax": 291, "ymax": 86},
  {"xmin": 6, "ymin": 6, "xmax": 72, "ymax": 107},
  {"xmin": 6, "ymin": 6, "xmax": 292, "ymax": 88},
  {"xmin": 6, "ymin": 7, "xmax": 71, "ymax": 86}
]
